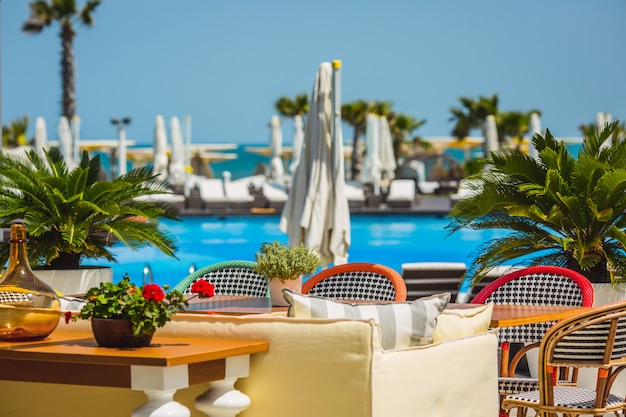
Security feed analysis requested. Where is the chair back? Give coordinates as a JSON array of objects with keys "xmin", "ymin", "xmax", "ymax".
[
  {"xmin": 173, "ymin": 260, "xmax": 268, "ymax": 297},
  {"xmin": 471, "ymin": 265, "xmax": 594, "ymax": 343},
  {"xmin": 538, "ymin": 301, "xmax": 626, "ymax": 410},
  {"xmin": 302, "ymin": 262, "xmax": 407, "ymax": 301}
]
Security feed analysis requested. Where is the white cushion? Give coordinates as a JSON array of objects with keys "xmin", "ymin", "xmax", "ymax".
[
  {"xmin": 283, "ymin": 289, "xmax": 450, "ymax": 350},
  {"xmin": 432, "ymin": 303, "xmax": 494, "ymax": 343}
]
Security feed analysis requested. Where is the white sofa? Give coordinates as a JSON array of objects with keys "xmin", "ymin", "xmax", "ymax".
[{"xmin": 0, "ymin": 312, "xmax": 499, "ymax": 417}]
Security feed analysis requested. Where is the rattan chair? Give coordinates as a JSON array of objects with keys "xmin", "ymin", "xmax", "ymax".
[
  {"xmin": 172, "ymin": 260, "xmax": 268, "ymax": 297},
  {"xmin": 471, "ymin": 265, "xmax": 595, "ymax": 416},
  {"xmin": 502, "ymin": 300, "xmax": 626, "ymax": 417},
  {"xmin": 302, "ymin": 262, "xmax": 407, "ymax": 301}
]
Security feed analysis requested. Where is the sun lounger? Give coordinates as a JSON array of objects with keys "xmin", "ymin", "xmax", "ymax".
[
  {"xmin": 386, "ymin": 179, "xmax": 417, "ymax": 208},
  {"xmin": 401, "ymin": 262, "xmax": 467, "ymax": 301},
  {"xmin": 197, "ymin": 178, "xmax": 228, "ymax": 209},
  {"xmin": 224, "ymin": 177, "xmax": 255, "ymax": 209},
  {"xmin": 262, "ymin": 181, "xmax": 288, "ymax": 210},
  {"xmin": 134, "ymin": 193, "xmax": 186, "ymax": 210},
  {"xmin": 345, "ymin": 181, "xmax": 366, "ymax": 209}
]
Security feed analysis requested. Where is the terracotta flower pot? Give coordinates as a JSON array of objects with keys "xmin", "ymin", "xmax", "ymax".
[
  {"xmin": 91, "ymin": 318, "xmax": 154, "ymax": 348},
  {"xmin": 269, "ymin": 277, "xmax": 302, "ymax": 307}
]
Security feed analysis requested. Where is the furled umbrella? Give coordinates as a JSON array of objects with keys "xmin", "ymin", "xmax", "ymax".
[
  {"xmin": 529, "ymin": 112, "xmax": 541, "ymax": 159},
  {"xmin": 379, "ymin": 115, "xmax": 397, "ymax": 184},
  {"xmin": 359, "ymin": 114, "xmax": 382, "ymax": 192},
  {"xmin": 169, "ymin": 116, "xmax": 186, "ymax": 188},
  {"xmin": 34, "ymin": 117, "xmax": 47, "ymax": 157},
  {"xmin": 58, "ymin": 116, "xmax": 76, "ymax": 168},
  {"xmin": 268, "ymin": 115, "xmax": 284, "ymax": 180},
  {"xmin": 153, "ymin": 115, "xmax": 169, "ymax": 181},
  {"xmin": 289, "ymin": 114, "xmax": 304, "ymax": 175},
  {"xmin": 484, "ymin": 115, "xmax": 499, "ymax": 157},
  {"xmin": 71, "ymin": 116, "xmax": 81, "ymax": 163},
  {"xmin": 279, "ymin": 61, "xmax": 350, "ymax": 267}
]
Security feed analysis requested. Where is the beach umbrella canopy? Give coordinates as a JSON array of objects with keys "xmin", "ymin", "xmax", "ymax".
[
  {"xmin": 268, "ymin": 115, "xmax": 284, "ymax": 180},
  {"xmin": 169, "ymin": 116, "xmax": 186, "ymax": 188},
  {"xmin": 279, "ymin": 61, "xmax": 350, "ymax": 267},
  {"xmin": 58, "ymin": 116, "xmax": 76, "ymax": 168},
  {"xmin": 153, "ymin": 115, "xmax": 169, "ymax": 181},
  {"xmin": 289, "ymin": 114, "xmax": 304, "ymax": 175},
  {"xmin": 35, "ymin": 117, "xmax": 47, "ymax": 157}
]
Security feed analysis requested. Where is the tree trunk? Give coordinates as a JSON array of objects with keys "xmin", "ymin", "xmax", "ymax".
[{"xmin": 60, "ymin": 24, "xmax": 76, "ymax": 120}]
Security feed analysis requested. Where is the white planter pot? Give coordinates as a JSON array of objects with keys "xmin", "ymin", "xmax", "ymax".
[
  {"xmin": 269, "ymin": 277, "xmax": 302, "ymax": 307},
  {"xmin": 34, "ymin": 267, "xmax": 113, "ymax": 296}
]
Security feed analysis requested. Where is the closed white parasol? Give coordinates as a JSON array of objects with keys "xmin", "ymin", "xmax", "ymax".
[
  {"xmin": 153, "ymin": 115, "xmax": 169, "ymax": 181},
  {"xmin": 279, "ymin": 61, "xmax": 350, "ymax": 267}
]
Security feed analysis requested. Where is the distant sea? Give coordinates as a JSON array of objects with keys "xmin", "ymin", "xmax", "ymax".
[{"xmin": 94, "ymin": 142, "xmax": 584, "ymax": 181}]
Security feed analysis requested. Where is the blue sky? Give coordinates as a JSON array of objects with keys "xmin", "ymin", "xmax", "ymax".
[{"xmin": 2, "ymin": 0, "xmax": 626, "ymax": 146}]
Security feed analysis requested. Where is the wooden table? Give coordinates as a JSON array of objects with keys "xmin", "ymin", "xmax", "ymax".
[{"xmin": 0, "ymin": 332, "xmax": 268, "ymax": 417}]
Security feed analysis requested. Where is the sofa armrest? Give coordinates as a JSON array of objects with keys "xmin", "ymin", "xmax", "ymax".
[{"xmin": 372, "ymin": 330, "xmax": 499, "ymax": 417}]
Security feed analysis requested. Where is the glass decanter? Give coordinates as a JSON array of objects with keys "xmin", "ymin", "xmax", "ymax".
[{"xmin": 0, "ymin": 223, "xmax": 61, "ymax": 340}]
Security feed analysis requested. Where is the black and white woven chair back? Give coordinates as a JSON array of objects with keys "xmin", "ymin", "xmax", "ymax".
[
  {"xmin": 303, "ymin": 263, "xmax": 407, "ymax": 301},
  {"xmin": 306, "ymin": 272, "xmax": 396, "ymax": 301},
  {"xmin": 173, "ymin": 260, "xmax": 268, "ymax": 297},
  {"xmin": 473, "ymin": 266, "xmax": 594, "ymax": 344}
]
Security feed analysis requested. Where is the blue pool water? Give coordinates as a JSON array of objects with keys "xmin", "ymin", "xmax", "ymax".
[{"xmin": 93, "ymin": 214, "xmax": 510, "ymax": 289}]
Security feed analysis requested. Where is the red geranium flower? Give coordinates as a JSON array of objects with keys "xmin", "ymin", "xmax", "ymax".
[
  {"xmin": 190, "ymin": 280, "xmax": 215, "ymax": 298},
  {"xmin": 142, "ymin": 283, "xmax": 165, "ymax": 302}
]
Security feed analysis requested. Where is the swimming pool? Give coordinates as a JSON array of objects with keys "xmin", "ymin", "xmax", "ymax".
[{"xmin": 94, "ymin": 214, "xmax": 509, "ymax": 289}]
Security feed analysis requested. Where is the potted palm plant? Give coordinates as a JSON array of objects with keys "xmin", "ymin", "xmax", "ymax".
[
  {"xmin": 447, "ymin": 121, "xmax": 626, "ymax": 299},
  {"xmin": 0, "ymin": 148, "xmax": 180, "ymax": 294},
  {"xmin": 254, "ymin": 241, "xmax": 320, "ymax": 306}
]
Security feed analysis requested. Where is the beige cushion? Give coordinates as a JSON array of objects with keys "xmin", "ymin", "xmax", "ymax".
[
  {"xmin": 283, "ymin": 289, "xmax": 450, "ymax": 350},
  {"xmin": 432, "ymin": 303, "xmax": 494, "ymax": 343}
]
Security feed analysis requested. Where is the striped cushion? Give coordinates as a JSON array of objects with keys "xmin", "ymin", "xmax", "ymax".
[{"xmin": 283, "ymin": 289, "xmax": 450, "ymax": 350}]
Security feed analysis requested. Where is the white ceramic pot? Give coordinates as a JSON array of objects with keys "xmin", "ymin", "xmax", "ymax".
[{"xmin": 269, "ymin": 277, "xmax": 302, "ymax": 307}]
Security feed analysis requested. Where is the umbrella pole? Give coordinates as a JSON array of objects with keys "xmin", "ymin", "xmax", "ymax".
[{"xmin": 331, "ymin": 60, "xmax": 342, "ymax": 161}]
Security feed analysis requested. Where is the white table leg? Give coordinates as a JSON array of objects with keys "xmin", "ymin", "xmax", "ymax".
[
  {"xmin": 132, "ymin": 389, "xmax": 190, "ymax": 417},
  {"xmin": 130, "ymin": 364, "xmax": 191, "ymax": 417},
  {"xmin": 194, "ymin": 355, "xmax": 251, "ymax": 417}
]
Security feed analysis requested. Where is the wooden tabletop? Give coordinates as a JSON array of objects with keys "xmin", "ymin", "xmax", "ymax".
[
  {"xmin": 0, "ymin": 332, "xmax": 269, "ymax": 388},
  {"xmin": 449, "ymin": 303, "xmax": 593, "ymax": 328}
]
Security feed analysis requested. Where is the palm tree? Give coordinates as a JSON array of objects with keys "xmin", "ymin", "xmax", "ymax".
[
  {"xmin": 498, "ymin": 110, "xmax": 541, "ymax": 150},
  {"xmin": 275, "ymin": 93, "xmax": 309, "ymax": 119},
  {"xmin": 449, "ymin": 94, "xmax": 499, "ymax": 155},
  {"xmin": 387, "ymin": 113, "xmax": 426, "ymax": 158},
  {"xmin": 0, "ymin": 147, "xmax": 179, "ymax": 270},
  {"xmin": 447, "ymin": 121, "xmax": 626, "ymax": 286},
  {"xmin": 22, "ymin": 0, "xmax": 101, "ymax": 120},
  {"xmin": 342, "ymin": 100, "xmax": 371, "ymax": 180}
]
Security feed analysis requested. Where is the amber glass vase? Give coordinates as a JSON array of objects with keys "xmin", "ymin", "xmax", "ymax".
[{"xmin": 0, "ymin": 224, "xmax": 61, "ymax": 340}]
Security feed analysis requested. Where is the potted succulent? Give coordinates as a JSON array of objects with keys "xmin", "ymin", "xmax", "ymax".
[
  {"xmin": 447, "ymin": 121, "xmax": 626, "ymax": 301},
  {"xmin": 254, "ymin": 240, "xmax": 320, "ymax": 306},
  {"xmin": 67, "ymin": 275, "xmax": 215, "ymax": 347},
  {"xmin": 0, "ymin": 148, "xmax": 180, "ymax": 294}
]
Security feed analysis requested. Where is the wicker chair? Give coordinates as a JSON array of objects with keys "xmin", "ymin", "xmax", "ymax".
[
  {"xmin": 302, "ymin": 262, "xmax": 407, "ymax": 302},
  {"xmin": 502, "ymin": 300, "xmax": 626, "ymax": 417},
  {"xmin": 172, "ymin": 260, "xmax": 268, "ymax": 297},
  {"xmin": 471, "ymin": 265, "xmax": 595, "ymax": 416}
]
